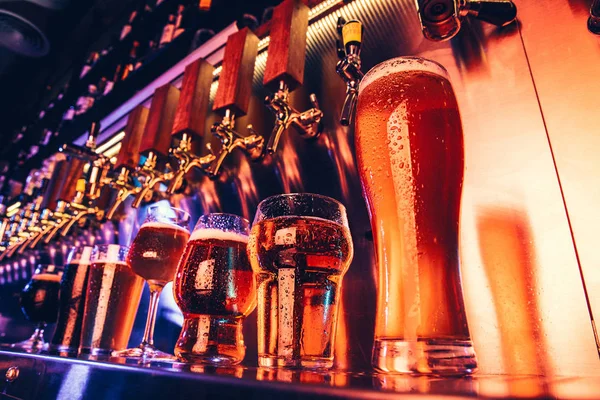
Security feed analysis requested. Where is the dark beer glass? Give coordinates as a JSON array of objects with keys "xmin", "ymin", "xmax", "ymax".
[
  {"xmin": 12, "ymin": 264, "xmax": 61, "ymax": 352},
  {"xmin": 248, "ymin": 194, "xmax": 354, "ymax": 369},
  {"xmin": 79, "ymin": 245, "xmax": 144, "ymax": 357},
  {"xmin": 51, "ymin": 246, "xmax": 93, "ymax": 355},
  {"xmin": 355, "ymin": 57, "xmax": 477, "ymax": 374},
  {"xmin": 174, "ymin": 213, "xmax": 254, "ymax": 365},
  {"xmin": 114, "ymin": 205, "xmax": 190, "ymax": 361}
]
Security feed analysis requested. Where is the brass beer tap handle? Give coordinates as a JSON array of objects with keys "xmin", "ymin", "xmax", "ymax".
[{"xmin": 336, "ymin": 18, "xmax": 363, "ymax": 126}]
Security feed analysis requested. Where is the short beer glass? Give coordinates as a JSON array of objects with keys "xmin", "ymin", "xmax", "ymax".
[
  {"xmin": 174, "ymin": 213, "xmax": 254, "ymax": 365},
  {"xmin": 248, "ymin": 193, "xmax": 354, "ymax": 369},
  {"xmin": 114, "ymin": 205, "xmax": 190, "ymax": 360},
  {"xmin": 355, "ymin": 57, "xmax": 477, "ymax": 374}
]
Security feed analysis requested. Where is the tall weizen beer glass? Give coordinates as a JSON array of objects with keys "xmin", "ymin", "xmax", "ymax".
[
  {"xmin": 79, "ymin": 245, "xmax": 144, "ymax": 357},
  {"xmin": 248, "ymin": 193, "xmax": 354, "ymax": 369},
  {"xmin": 355, "ymin": 57, "xmax": 476, "ymax": 374},
  {"xmin": 174, "ymin": 213, "xmax": 254, "ymax": 365},
  {"xmin": 114, "ymin": 205, "xmax": 190, "ymax": 361}
]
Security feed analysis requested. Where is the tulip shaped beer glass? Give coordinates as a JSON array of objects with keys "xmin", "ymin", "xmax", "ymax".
[
  {"xmin": 174, "ymin": 213, "xmax": 255, "ymax": 365},
  {"xmin": 355, "ymin": 57, "xmax": 477, "ymax": 374},
  {"xmin": 114, "ymin": 205, "xmax": 190, "ymax": 361},
  {"xmin": 12, "ymin": 264, "xmax": 61, "ymax": 352},
  {"xmin": 248, "ymin": 193, "xmax": 354, "ymax": 369}
]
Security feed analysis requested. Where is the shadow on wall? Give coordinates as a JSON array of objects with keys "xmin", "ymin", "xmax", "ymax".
[{"xmin": 477, "ymin": 206, "xmax": 551, "ymax": 392}]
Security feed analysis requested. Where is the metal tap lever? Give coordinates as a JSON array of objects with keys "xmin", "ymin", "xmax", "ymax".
[
  {"xmin": 264, "ymin": 81, "xmax": 323, "ymax": 154},
  {"xmin": 167, "ymin": 133, "xmax": 216, "ymax": 194},
  {"xmin": 461, "ymin": 0, "xmax": 517, "ymax": 26},
  {"xmin": 105, "ymin": 167, "xmax": 139, "ymax": 220},
  {"xmin": 131, "ymin": 152, "xmax": 174, "ymax": 209},
  {"xmin": 589, "ymin": 0, "xmax": 600, "ymax": 34},
  {"xmin": 416, "ymin": 0, "xmax": 517, "ymax": 41},
  {"xmin": 336, "ymin": 17, "xmax": 363, "ymax": 126},
  {"xmin": 209, "ymin": 110, "xmax": 265, "ymax": 178}
]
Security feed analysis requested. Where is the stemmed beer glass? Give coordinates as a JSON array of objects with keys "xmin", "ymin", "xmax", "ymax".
[
  {"xmin": 114, "ymin": 205, "xmax": 190, "ymax": 361},
  {"xmin": 12, "ymin": 264, "xmax": 61, "ymax": 352}
]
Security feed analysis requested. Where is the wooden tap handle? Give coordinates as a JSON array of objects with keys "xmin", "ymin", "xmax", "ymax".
[
  {"xmin": 212, "ymin": 28, "xmax": 259, "ymax": 117},
  {"xmin": 59, "ymin": 157, "xmax": 87, "ymax": 203},
  {"xmin": 140, "ymin": 83, "xmax": 180, "ymax": 157},
  {"xmin": 41, "ymin": 157, "xmax": 86, "ymax": 210},
  {"xmin": 116, "ymin": 105, "xmax": 149, "ymax": 168},
  {"xmin": 172, "ymin": 59, "xmax": 215, "ymax": 141},
  {"xmin": 263, "ymin": 0, "xmax": 309, "ymax": 92},
  {"xmin": 41, "ymin": 160, "xmax": 68, "ymax": 211}
]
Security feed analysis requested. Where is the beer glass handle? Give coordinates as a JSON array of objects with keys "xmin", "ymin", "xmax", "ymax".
[{"xmin": 463, "ymin": 0, "xmax": 517, "ymax": 27}]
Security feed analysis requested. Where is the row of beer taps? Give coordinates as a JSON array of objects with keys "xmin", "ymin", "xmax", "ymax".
[
  {"xmin": 0, "ymin": 0, "xmax": 326, "ymax": 259},
  {"xmin": 0, "ymin": 0, "xmax": 519, "ymax": 261}
]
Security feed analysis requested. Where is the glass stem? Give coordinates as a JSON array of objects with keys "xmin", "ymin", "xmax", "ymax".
[
  {"xmin": 141, "ymin": 288, "xmax": 162, "ymax": 348},
  {"xmin": 30, "ymin": 323, "xmax": 46, "ymax": 343}
]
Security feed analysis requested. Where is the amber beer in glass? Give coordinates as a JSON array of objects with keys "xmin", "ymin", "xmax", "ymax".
[
  {"xmin": 114, "ymin": 205, "xmax": 190, "ymax": 361},
  {"xmin": 174, "ymin": 214, "xmax": 254, "ymax": 365},
  {"xmin": 79, "ymin": 245, "xmax": 144, "ymax": 357},
  {"xmin": 51, "ymin": 246, "xmax": 93, "ymax": 355},
  {"xmin": 248, "ymin": 193, "xmax": 354, "ymax": 369},
  {"xmin": 355, "ymin": 57, "xmax": 476, "ymax": 374}
]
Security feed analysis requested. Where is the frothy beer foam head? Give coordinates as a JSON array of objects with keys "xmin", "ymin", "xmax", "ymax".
[
  {"xmin": 32, "ymin": 273, "xmax": 62, "ymax": 282},
  {"xmin": 190, "ymin": 228, "xmax": 249, "ymax": 243},
  {"xmin": 361, "ymin": 57, "xmax": 450, "ymax": 92},
  {"xmin": 141, "ymin": 221, "xmax": 189, "ymax": 233}
]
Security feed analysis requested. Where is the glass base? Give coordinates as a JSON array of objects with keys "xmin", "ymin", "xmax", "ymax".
[
  {"xmin": 175, "ymin": 316, "xmax": 245, "ymax": 366},
  {"xmin": 112, "ymin": 344, "xmax": 176, "ymax": 362},
  {"xmin": 48, "ymin": 344, "xmax": 78, "ymax": 357},
  {"xmin": 258, "ymin": 355, "xmax": 333, "ymax": 369},
  {"xmin": 372, "ymin": 338, "xmax": 477, "ymax": 375},
  {"xmin": 10, "ymin": 328, "xmax": 47, "ymax": 353}
]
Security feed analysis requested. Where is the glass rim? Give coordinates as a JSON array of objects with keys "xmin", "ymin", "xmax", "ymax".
[
  {"xmin": 197, "ymin": 212, "xmax": 250, "ymax": 222},
  {"xmin": 193, "ymin": 212, "xmax": 250, "ymax": 233},
  {"xmin": 361, "ymin": 56, "xmax": 450, "ymax": 93},
  {"xmin": 256, "ymin": 193, "xmax": 347, "ymax": 213},
  {"xmin": 92, "ymin": 244, "xmax": 129, "ymax": 251},
  {"xmin": 148, "ymin": 205, "xmax": 191, "ymax": 221}
]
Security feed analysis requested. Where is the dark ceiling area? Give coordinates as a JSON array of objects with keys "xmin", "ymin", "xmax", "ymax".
[{"xmin": 0, "ymin": 0, "xmax": 279, "ymax": 167}]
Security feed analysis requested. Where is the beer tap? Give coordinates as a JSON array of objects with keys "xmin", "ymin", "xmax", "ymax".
[
  {"xmin": 415, "ymin": 0, "xmax": 517, "ymax": 41},
  {"xmin": 37, "ymin": 157, "xmax": 87, "ymax": 244},
  {"xmin": 335, "ymin": 17, "xmax": 363, "ymax": 126},
  {"xmin": 131, "ymin": 83, "xmax": 180, "ymax": 209},
  {"xmin": 105, "ymin": 105, "xmax": 148, "ymax": 220},
  {"xmin": 208, "ymin": 28, "xmax": 263, "ymax": 178},
  {"xmin": 262, "ymin": 0, "xmax": 322, "ymax": 155},
  {"xmin": 167, "ymin": 58, "xmax": 216, "ymax": 194}
]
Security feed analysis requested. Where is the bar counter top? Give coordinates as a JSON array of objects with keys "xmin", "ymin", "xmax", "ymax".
[{"xmin": 0, "ymin": 349, "xmax": 598, "ymax": 399}]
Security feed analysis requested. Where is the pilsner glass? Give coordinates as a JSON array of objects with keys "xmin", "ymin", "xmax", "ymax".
[
  {"xmin": 173, "ymin": 213, "xmax": 254, "ymax": 365},
  {"xmin": 79, "ymin": 245, "xmax": 144, "ymax": 357},
  {"xmin": 51, "ymin": 246, "xmax": 93, "ymax": 355},
  {"xmin": 114, "ymin": 205, "xmax": 190, "ymax": 361},
  {"xmin": 12, "ymin": 264, "xmax": 61, "ymax": 352},
  {"xmin": 355, "ymin": 56, "xmax": 477, "ymax": 374},
  {"xmin": 248, "ymin": 193, "xmax": 354, "ymax": 369}
]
